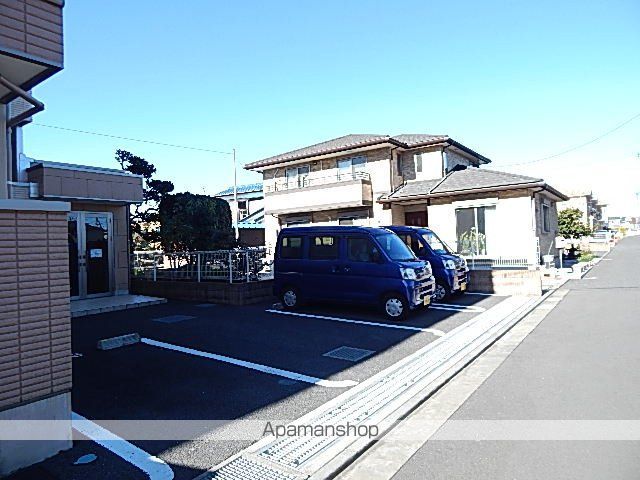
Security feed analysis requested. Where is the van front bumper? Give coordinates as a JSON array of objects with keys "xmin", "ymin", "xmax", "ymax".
[{"xmin": 409, "ymin": 276, "xmax": 435, "ymax": 308}]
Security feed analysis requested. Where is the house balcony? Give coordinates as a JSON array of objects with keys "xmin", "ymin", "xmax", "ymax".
[
  {"xmin": 0, "ymin": 0, "xmax": 64, "ymax": 103},
  {"xmin": 264, "ymin": 172, "xmax": 373, "ymax": 215}
]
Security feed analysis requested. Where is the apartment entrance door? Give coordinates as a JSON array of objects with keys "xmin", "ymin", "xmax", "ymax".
[{"xmin": 68, "ymin": 211, "xmax": 114, "ymax": 299}]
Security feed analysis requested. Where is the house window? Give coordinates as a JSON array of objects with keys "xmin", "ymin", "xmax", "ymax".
[
  {"xmin": 309, "ymin": 236, "xmax": 339, "ymax": 260},
  {"xmin": 415, "ymin": 153, "xmax": 423, "ymax": 173},
  {"xmin": 237, "ymin": 200, "xmax": 248, "ymax": 219},
  {"xmin": 455, "ymin": 206, "xmax": 495, "ymax": 255},
  {"xmin": 280, "ymin": 236, "xmax": 303, "ymax": 259},
  {"xmin": 337, "ymin": 156, "xmax": 366, "ymax": 180},
  {"xmin": 542, "ymin": 204, "xmax": 551, "ymax": 233},
  {"xmin": 285, "ymin": 165, "xmax": 310, "ymax": 189}
]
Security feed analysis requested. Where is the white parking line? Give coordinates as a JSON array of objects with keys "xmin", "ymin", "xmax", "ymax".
[
  {"xmin": 72, "ymin": 412, "xmax": 174, "ymax": 480},
  {"xmin": 432, "ymin": 303, "xmax": 486, "ymax": 312},
  {"xmin": 140, "ymin": 338, "xmax": 358, "ymax": 388},
  {"xmin": 265, "ymin": 309, "xmax": 445, "ymax": 336},
  {"xmin": 464, "ymin": 292, "xmax": 502, "ymax": 297}
]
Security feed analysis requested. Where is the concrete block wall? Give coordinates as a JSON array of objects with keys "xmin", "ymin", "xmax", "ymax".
[{"xmin": 469, "ymin": 269, "xmax": 542, "ymax": 296}]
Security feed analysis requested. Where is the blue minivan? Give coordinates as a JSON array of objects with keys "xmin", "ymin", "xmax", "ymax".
[
  {"xmin": 274, "ymin": 226, "xmax": 435, "ymax": 320},
  {"xmin": 385, "ymin": 226, "xmax": 469, "ymax": 302}
]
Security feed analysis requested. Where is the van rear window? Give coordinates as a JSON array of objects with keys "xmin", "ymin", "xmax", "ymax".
[
  {"xmin": 309, "ymin": 236, "xmax": 339, "ymax": 260},
  {"xmin": 280, "ymin": 236, "xmax": 303, "ymax": 259}
]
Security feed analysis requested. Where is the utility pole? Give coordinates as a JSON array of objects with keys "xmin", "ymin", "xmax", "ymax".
[{"xmin": 233, "ymin": 148, "xmax": 239, "ymax": 240}]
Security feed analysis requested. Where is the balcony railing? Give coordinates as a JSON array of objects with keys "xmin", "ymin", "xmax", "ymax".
[{"xmin": 265, "ymin": 171, "xmax": 370, "ymax": 193}]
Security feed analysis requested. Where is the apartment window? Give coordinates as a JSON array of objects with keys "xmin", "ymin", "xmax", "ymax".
[
  {"xmin": 309, "ymin": 236, "xmax": 339, "ymax": 260},
  {"xmin": 337, "ymin": 156, "xmax": 366, "ymax": 180},
  {"xmin": 415, "ymin": 153, "xmax": 423, "ymax": 173},
  {"xmin": 285, "ymin": 165, "xmax": 310, "ymax": 189},
  {"xmin": 347, "ymin": 237, "xmax": 380, "ymax": 263},
  {"xmin": 280, "ymin": 236, "xmax": 303, "ymax": 259},
  {"xmin": 455, "ymin": 206, "xmax": 495, "ymax": 255},
  {"xmin": 542, "ymin": 204, "xmax": 551, "ymax": 233}
]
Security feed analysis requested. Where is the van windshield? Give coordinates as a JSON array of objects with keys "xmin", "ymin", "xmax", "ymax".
[
  {"xmin": 422, "ymin": 230, "xmax": 454, "ymax": 255},
  {"xmin": 375, "ymin": 233, "xmax": 416, "ymax": 262}
]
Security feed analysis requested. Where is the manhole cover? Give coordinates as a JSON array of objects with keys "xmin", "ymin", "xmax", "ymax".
[
  {"xmin": 152, "ymin": 315, "xmax": 196, "ymax": 324},
  {"xmin": 323, "ymin": 346, "xmax": 374, "ymax": 362}
]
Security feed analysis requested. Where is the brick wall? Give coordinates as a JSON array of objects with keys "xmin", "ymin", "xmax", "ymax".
[
  {"xmin": 0, "ymin": 207, "xmax": 71, "ymax": 410},
  {"xmin": 469, "ymin": 269, "xmax": 542, "ymax": 296}
]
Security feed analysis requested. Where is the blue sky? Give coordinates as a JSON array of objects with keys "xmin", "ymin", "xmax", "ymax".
[{"xmin": 24, "ymin": 0, "xmax": 640, "ymax": 214}]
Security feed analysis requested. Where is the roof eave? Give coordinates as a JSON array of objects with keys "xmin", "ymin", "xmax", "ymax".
[
  {"xmin": 380, "ymin": 181, "xmax": 552, "ymax": 203},
  {"xmin": 244, "ymin": 138, "xmax": 403, "ymax": 171}
]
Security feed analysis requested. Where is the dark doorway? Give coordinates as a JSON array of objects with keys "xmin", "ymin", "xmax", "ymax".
[{"xmin": 405, "ymin": 210, "xmax": 427, "ymax": 227}]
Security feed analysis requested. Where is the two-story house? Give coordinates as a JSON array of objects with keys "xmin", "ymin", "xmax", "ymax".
[
  {"xmin": 1, "ymin": 2, "xmax": 143, "ymax": 474},
  {"xmin": 245, "ymin": 134, "xmax": 567, "ymax": 265},
  {"xmin": 215, "ymin": 182, "xmax": 265, "ymax": 246},
  {"xmin": 557, "ymin": 189, "xmax": 607, "ymax": 231}
]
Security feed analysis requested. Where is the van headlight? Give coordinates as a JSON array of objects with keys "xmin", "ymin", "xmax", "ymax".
[
  {"xmin": 424, "ymin": 261, "xmax": 432, "ymax": 276},
  {"xmin": 444, "ymin": 259, "xmax": 457, "ymax": 270},
  {"xmin": 400, "ymin": 268, "xmax": 417, "ymax": 280}
]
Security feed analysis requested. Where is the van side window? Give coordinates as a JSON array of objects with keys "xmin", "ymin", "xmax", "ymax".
[
  {"xmin": 280, "ymin": 236, "xmax": 303, "ymax": 259},
  {"xmin": 309, "ymin": 236, "xmax": 339, "ymax": 260},
  {"xmin": 347, "ymin": 237, "xmax": 380, "ymax": 263},
  {"xmin": 399, "ymin": 234, "xmax": 420, "ymax": 255}
]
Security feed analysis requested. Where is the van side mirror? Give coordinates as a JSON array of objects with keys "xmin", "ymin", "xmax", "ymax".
[{"xmin": 372, "ymin": 250, "xmax": 384, "ymax": 264}]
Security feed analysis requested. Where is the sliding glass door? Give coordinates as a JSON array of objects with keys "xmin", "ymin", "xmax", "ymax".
[
  {"xmin": 455, "ymin": 206, "xmax": 495, "ymax": 255},
  {"xmin": 67, "ymin": 211, "xmax": 114, "ymax": 299}
]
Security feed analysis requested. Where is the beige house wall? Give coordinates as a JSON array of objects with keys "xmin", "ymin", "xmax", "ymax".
[
  {"xmin": 0, "ymin": 203, "xmax": 72, "ymax": 409},
  {"xmin": 28, "ymin": 164, "xmax": 143, "ymax": 203}
]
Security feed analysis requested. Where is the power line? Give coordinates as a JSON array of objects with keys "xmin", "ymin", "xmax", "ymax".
[
  {"xmin": 501, "ymin": 112, "xmax": 640, "ymax": 167},
  {"xmin": 31, "ymin": 123, "xmax": 234, "ymax": 155}
]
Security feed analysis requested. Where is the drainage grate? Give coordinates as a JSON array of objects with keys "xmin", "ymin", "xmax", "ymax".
[
  {"xmin": 200, "ymin": 456, "xmax": 305, "ymax": 480},
  {"xmin": 152, "ymin": 315, "xmax": 196, "ymax": 324},
  {"xmin": 323, "ymin": 346, "xmax": 374, "ymax": 362}
]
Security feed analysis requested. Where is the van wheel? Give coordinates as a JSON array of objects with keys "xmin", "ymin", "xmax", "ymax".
[
  {"xmin": 433, "ymin": 282, "xmax": 450, "ymax": 302},
  {"xmin": 281, "ymin": 287, "xmax": 299, "ymax": 310},
  {"xmin": 382, "ymin": 294, "xmax": 408, "ymax": 321}
]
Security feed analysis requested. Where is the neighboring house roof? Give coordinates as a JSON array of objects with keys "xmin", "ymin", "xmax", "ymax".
[
  {"xmin": 245, "ymin": 133, "xmax": 490, "ymax": 170},
  {"xmin": 383, "ymin": 168, "xmax": 568, "ymax": 201},
  {"xmin": 215, "ymin": 182, "xmax": 263, "ymax": 196},
  {"xmin": 237, "ymin": 208, "xmax": 264, "ymax": 229}
]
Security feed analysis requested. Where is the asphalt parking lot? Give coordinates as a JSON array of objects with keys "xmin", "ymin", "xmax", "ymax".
[{"xmin": 18, "ymin": 293, "xmax": 507, "ymax": 480}]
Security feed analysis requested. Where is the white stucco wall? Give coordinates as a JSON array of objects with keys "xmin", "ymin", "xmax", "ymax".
[{"xmin": 426, "ymin": 195, "xmax": 538, "ymax": 260}]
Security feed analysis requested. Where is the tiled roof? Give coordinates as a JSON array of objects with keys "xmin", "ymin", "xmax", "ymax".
[
  {"xmin": 386, "ymin": 168, "xmax": 548, "ymax": 199},
  {"xmin": 215, "ymin": 182, "xmax": 263, "ymax": 196},
  {"xmin": 245, "ymin": 133, "xmax": 459, "ymax": 169}
]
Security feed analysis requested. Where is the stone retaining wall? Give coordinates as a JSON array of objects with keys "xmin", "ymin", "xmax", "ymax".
[
  {"xmin": 131, "ymin": 278, "xmax": 274, "ymax": 305},
  {"xmin": 469, "ymin": 269, "xmax": 542, "ymax": 296}
]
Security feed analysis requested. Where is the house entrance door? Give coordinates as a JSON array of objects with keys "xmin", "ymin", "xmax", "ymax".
[
  {"xmin": 405, "ymin": 210, "xmax": 427, "ymax": 227},
  {"xmin": 68, "ymin": 211, "xmax": 114, "ymax": 299}
]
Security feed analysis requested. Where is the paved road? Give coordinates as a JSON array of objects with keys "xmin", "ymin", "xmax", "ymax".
[{"xmin": 390, "ymin": 236, "xmax": 640, "ymax": 479}]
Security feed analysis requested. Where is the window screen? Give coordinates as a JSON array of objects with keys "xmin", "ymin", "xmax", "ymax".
[
  {"xmin": 280, "ymin": 236, "xmax": 303, "ymax": 259},
  {"xmin": 309, "ymin": 236, "xmax": 339, "ymax": 260}
]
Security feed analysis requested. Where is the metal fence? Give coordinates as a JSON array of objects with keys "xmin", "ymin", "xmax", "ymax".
[
  {"xmin": 463, "ymin": 256, "xmax": 536, "ymax": 270},
  {"xmin": 132, "ymin": 248, "xmax": 273, "ymax": 283},
  {"xmin": 264, "ymin": 171, "xmax": 370, "ymax": 193}
]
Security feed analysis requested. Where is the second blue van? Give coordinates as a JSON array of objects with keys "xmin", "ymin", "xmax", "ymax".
[
  {"xmin": 385, "ymin": 226, "xmax": 469, "ymax": 301},
  {"xmin": 274, "ymin": 226, "xmax": 435, "ymax": 320}
]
